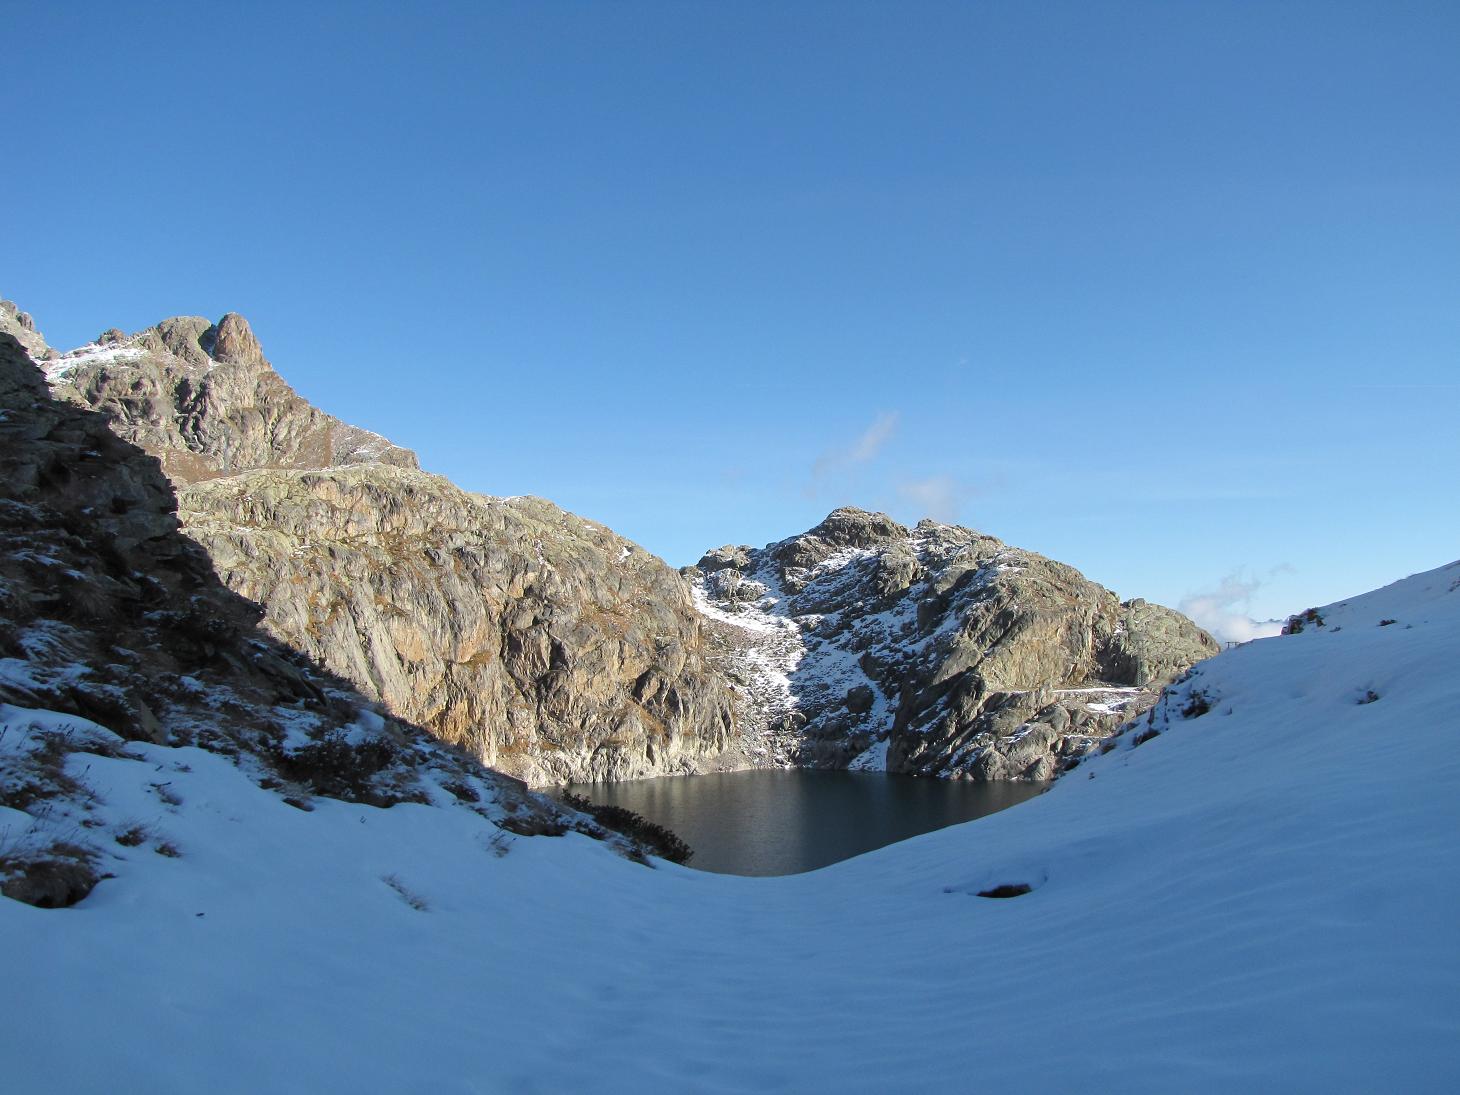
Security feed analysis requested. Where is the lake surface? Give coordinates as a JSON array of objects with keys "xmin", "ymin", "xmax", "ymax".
[{"xmin": 565, "ymin": 769, "xmax": 1049, "ymax": 876}]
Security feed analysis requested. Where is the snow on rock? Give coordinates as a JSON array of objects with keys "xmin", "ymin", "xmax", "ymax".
[
  {"xmin": 688, "ymin": 508, "xmax": 1217, "ymax": 779},
  {"xmin": 42, "ymin": 341, "xmax": 147, "ymax": 382},
  {"xmin": 3, "ymin": 561, "xmax": 1458, "ymax": 1091}
]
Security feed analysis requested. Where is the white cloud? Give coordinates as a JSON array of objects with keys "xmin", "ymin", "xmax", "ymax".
[
  {"xmin": 810, "ymin": 411, "xmax": 901, "ymax": 483},
  {"xmin": 1179, "ymin": 572, "xmax": 1286, "ymax": 645},
  {"xmin": 847, "ymin": 412, "xmax": 899, "ymax": 463},
  {"xmin": 896, "ymin": 476, "xmax": 972, "ymax": 523}
]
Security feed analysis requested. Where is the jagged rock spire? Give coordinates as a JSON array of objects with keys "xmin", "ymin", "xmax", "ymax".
[{"xmin": 207, "ymin": 312, "xmax": 266, "ymax": 368}]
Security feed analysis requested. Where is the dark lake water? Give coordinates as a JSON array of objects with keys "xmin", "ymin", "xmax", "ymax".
[{"xmin": 565, "ymin": 770, "xmax": 1049, "ymax": 876}]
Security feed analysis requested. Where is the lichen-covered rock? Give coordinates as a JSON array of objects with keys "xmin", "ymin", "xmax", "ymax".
[{"xmin": 691, "ymin": 510, "xmax": 1218, "ymax": 779}]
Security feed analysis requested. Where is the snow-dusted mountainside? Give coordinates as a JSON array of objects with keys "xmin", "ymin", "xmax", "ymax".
[
  {"xmin": 8, "ymin": 299, "xmax": 738, "ymax": 785},
  {"xmin": 689, "ymin": 507, "xmax": 1217, "ymax": 779},
  {"xmin": 5, "ymin": 481, "xmax": 1456, "ymax": 1092}
]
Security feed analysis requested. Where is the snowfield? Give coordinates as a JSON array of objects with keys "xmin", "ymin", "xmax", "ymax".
[{"xmin": 3, "ymin": 562, "xmax": 1458, "ymax": 1092}]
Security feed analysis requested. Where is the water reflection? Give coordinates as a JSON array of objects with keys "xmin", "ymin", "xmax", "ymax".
[{"xmin": 565, "ymin": 770, "xmax": 1048, "ymax": 876}]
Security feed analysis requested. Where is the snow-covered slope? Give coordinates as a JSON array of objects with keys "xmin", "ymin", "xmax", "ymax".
[{"xmin": 5, "ymin": 561, "xmax": 1457, "ymax": 1092}]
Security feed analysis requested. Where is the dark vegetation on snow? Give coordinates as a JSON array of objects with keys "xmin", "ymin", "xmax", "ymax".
[{"xmin": 561, "ymin": 792, "xmax": 694, "ymax": 865}]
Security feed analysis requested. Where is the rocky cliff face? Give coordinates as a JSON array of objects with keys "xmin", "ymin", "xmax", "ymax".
[
  {"xmin": 179, "ymin": 467, "xmax": 736, "ymax": 784},
  {"xmin": 688, "ymin": 508, "xmax": 1218, "ymax": 780},
  {"xmin": 33, "ymin": 305, "xmax": 737, "ymax": 785},
  {"xmin": 0, "ymin": 331, "xmax": 586, "ymax": 905}
]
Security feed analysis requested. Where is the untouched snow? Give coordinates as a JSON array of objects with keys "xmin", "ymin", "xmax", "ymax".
[{"xmin": 3, "ymin": 563, "xmax": 1459, "ymax": 1091}]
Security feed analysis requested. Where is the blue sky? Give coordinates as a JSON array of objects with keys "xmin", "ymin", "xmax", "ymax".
[{"xmin": 7, "ymin": 1, "xmax": 1458, "ymax": 637}]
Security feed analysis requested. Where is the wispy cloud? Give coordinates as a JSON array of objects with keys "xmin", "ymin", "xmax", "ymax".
[
  {"xmin": 809, "ymin": 411, "xmax": 900, "ymax": 485},
  {"xmin": 896, "ymin": 475, "xmax": 974, "ymax": 523},
  {"xmin": 1179, "ymin": 571, "xmax": 1287, "ymax": 644}
]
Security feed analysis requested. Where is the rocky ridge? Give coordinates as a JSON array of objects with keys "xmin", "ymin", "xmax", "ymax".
[
  {"xmin": 688, "ymin": 508, "xmax": 1218, "ymax": 780},
  {"xmin": 27, "ymin": 303, "xmax": 737, "ymax": 785},
  {"xmin": 38, "ymin": 312, "xmax": 419, "ymax": 484}
]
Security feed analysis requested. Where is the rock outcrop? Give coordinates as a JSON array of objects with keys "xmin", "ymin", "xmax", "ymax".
[
  {"xmin": 688, "ymin": 508, "xmax": 1218, "ymax": 780},
  {"xmin": 36, "ymin": 305, "xmax": 738, "ymax": 785},
  {"xmin": 0, "ymin": 298, "xmax": 48, "ymax": 360},
  {"xmin": 42, "ymin": 312, "xmax": 419, "ymax": 484}
]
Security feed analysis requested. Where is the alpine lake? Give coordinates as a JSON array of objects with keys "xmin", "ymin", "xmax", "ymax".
[{"xmin": 564, "ymin": 769, "xmax": 1049, "ymax": 876}]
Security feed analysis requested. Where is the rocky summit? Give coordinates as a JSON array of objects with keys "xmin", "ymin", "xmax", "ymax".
[
  {"xmin": 23, "ymin": 304, "xmax": 737, "ymax": 785},
  {"xmin": 38, "ymin": 312, "xmax": 419, "ymax": 484},
  {"xmin": 687, "ymin": 507, "xmax": 1218, "ymax": 779}
]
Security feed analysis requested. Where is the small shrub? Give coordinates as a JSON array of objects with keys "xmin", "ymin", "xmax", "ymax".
[
  {"xmin": 1282, "ymin": 608, "xmax": 1325, "ymax": 635},
  {"xmin": 271, "ymin": 737, "xmax": 398, "ymax": 802},
  {"xmin": 115, "ymin": 825, "xmax": 148, "ymax": 847},
  {"xmin": 154, "ymin": 841, "xmax": 182, "ymax": 858},
  {"xmin": 1358, "ymin": 689, "xmax": 1380, "ymax": 705},
  {"xmin": 977, "ymin": 883, "xmax": 1032, "ymax": 899},
  {"xmin": 149, "ymin": 781, "xmax": 182, "ymax": 807},
  {"xmin": 1131, "ymin": 727, "xmax": 1162, "ymax": 748},
  {"xmin": 1378, "ymin": 619, "xmax": 1396, "ymax": 627},
  {"xmin": 496, "ymin": 810, "xmax": 569, "ymax": 837},
  {"xmin": 382, "ymin": 873, "xmax": 428, "ymax": 911},
  {"xmin": 1180, "ymin": 690, "xmax": 1211, "ymax": 719},
  {"xmin": 486, "ymin": 830, "xmax": 513, "ymax": 858},
  {"xmin": 561, "ymin": 792, "xmax": 693, "ymax": 865},
  {"xmin": 441, "ymin": 779, "xmax": 480, "ymax": 803}
]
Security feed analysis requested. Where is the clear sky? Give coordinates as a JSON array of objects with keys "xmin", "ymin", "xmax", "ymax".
[{"xmin": 7, "ymin": 1, "xmax": 1458, "ymax": 639}]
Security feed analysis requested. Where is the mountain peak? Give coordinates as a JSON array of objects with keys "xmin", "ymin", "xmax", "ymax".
[
  {"xmin": 42, "ymin": 308, "xmax": 418, "ymax": 483},
  {"xmin": 808, "ymin": 507, "xmax": 909, "ymax": 548},
  {"xmin": 207, "ymin": 311, "xmax": 265, "ymax": 368},
  {"xmin": 0, "ymin": 297, "xmax": 50, "ymax": 359}
]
